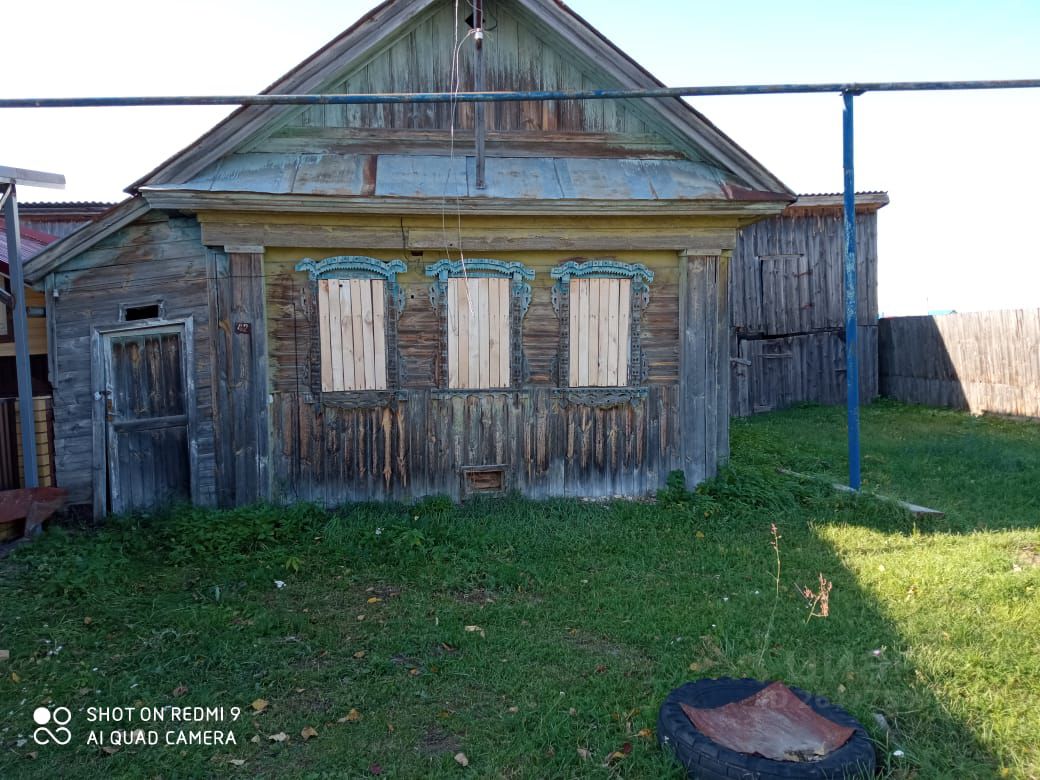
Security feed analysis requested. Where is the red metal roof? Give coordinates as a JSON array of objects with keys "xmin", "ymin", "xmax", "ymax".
[{"xmin": 0, "ymin": 218, "xmax": 59, "ymax": 272}]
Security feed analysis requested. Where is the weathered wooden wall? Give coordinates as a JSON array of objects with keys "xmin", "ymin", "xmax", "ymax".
[
  {"xmin": 879, "ymin": 309, "xmax": 1040, "ymax": 418},
  {"xmin": 263, "ymin": 245, "xmax": 711, "ymax": 503},
  {"xmin": 209, "ymin": 251, "xmax": 270, "ymax": 507},
  {"xmin": 731, "ymin": 209, "xmax": 879, "ymax": 414},
  {"xmin": 47, "ymin": 213, "xmax": 217, "ymax": 508},
  {"xmin": 273, "ymin": 0, "xmax": 656, "ymax": 138}
]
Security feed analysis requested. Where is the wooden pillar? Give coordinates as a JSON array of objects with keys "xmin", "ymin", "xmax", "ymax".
[
  {"xmin": 209, "ymin": 246, "xmax": 270, "ymax": 506},
  {"xmin": 679, "ymin": 250, "xmax": 732, "ymax": 487}
]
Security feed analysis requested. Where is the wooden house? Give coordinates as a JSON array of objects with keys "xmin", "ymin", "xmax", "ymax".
[
  {"xmin": 731, "ymin": 192, "xmax": 887, "ymax": 415},
  {"xmin": 24, "ymin": 0, "xmax": 793, "ymax": 517}
]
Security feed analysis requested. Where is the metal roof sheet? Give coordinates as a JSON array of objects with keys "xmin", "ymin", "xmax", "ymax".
[{"xmin": 143, "ymin": 152, "xmax": 767, "ymax": 203}]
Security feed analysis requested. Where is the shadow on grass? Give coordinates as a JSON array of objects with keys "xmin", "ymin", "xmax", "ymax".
[{"xmin": 731, "ymin": 399, "xmax": 1040, "ymax": 535}]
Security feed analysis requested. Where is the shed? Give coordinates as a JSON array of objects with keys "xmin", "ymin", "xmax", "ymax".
[
  {"xmin": 730, "ymin": 192, "xmax": 888, "ymax": 416},
  {"xmin": 24, "ymin": 0, "xmax": 793, "ymax": 516}
]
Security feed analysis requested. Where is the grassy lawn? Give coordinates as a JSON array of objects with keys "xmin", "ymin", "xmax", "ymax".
[{"xmin": 1, "ymin": 400, "xmax": 1037, "ymax": 778}]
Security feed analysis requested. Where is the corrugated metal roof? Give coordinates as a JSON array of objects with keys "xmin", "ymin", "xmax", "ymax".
[
  {"xmin": 19, "ymin": 201, "xmax": 117, "ymax": 210},
  {"xmin": 141, "ymin": 151, "xmax": 762, "ymax": 203},
  {"xmin": 0, "ymin": 218, "xmax": 58, "ymax": 268}
]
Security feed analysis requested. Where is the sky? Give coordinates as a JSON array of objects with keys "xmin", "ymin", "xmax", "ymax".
[{"xmin": 2, "ymin": 0, "xmax": 1038, "ymax": 315}]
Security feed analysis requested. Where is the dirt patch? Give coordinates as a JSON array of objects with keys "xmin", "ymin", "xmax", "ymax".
[
  {"xmin": 1016, "ymin": 545, "xmax": 1040, "ymax": 568},
  {"xmin": 455, "ymin": 588, "xmax": 497, "ymax": 605},
  {"xmin": 417, "ymin": 727, "xmax": 461, "ymax": 757},
  {"xmin": 565, "ymin": 629, "xmax": 645, "ymax": 662}
]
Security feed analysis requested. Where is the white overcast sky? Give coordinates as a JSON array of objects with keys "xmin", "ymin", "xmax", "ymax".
[{"xmin": 2, "ymin": 0, "xmax": 1038, "ymax": 315}]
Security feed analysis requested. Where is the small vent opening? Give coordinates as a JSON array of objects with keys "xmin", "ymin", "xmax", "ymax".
[
  {"xmin": 124, "ymin": 304, "xmax": 161, "ymax": 321},
  {"xmin": 463, "ymin": 466, "xmax": 505, "ymax": 496}
]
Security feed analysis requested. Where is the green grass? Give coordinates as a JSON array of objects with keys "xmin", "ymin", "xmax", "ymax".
[{"xmin": 1, "ymin": 400, "xmax": 1037, "ymax": 778}]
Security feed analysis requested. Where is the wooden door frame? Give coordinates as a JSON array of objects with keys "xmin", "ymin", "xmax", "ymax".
[{"xmin": 90, "ymin": 316, "xmax": 197, "ymax": 518}]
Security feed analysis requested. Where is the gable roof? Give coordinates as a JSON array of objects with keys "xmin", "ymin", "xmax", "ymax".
[{"xmin": 132, "ymin": 0, "xmax": 790, "ymax": 196}]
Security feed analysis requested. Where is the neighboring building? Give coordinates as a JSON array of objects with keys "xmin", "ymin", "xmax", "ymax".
[
  {"xmin": 25, "ymin": 0, "xmax": 794, "ymax": 517},
  {"xmin": 19, "ymin": 202, "xmax": 114, "ymax": 239},
  {"xmin": 730, "ymin": 192, "xmax": 887, "ymax": 416},
  {"xmin": 0, "ymin": 220, "xmax": 60, "ymax": 489}
]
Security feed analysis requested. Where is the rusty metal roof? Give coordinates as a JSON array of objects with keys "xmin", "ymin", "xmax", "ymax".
[{"xmin": 0, "ymin": 219, "xmax": 58, "ymax": 269}]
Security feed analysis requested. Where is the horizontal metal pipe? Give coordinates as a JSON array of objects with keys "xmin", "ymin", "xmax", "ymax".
[{"xmin": 2, "ymin": 79, "xmax": 1039, "ymax": 109}]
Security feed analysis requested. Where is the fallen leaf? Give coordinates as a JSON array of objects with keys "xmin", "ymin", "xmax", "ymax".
[
  {"xmin": 11, "ymin": 671, "xmax": 21, "ymax": 683},
  {"xmin": 357, "ymin": 614, "xmax": 366, "ymax": 622},
  {"xmin": 387, "ymin": 723, "xmax": 395, "ymax": 733},
  {"xmin": 269, "ymin": 732, "xmax": 289, "ymax": 743},
  {"xmin": 251, "ymin": 698, "xmax": 269, "ymax": 712},
  {"xmin": 172, "ymin": 684, "xmax": 189, "ymax": 697},
  {"xmin": 369, "ymin": 764, "xmax": 383, "ymax": 775},
  {"xmin": 454, "ymin": 752, "xmax": 469, "ymax": 767},
  {"xmin": 568, "ymin": 708, "xmax": 577, "ymax": 716},
  {"xmin": 353, "ymin": 651, "xmax": 367, "ymax": 659},
  {"xmin": 338, "ymin": 708, "xmax": 361, "ymax": 723},
  {"xmin": 577, "ymin": 747, "xmax": 591, "ymax": 760},
  {"xmin": 636, "ymin": 728, "xmax": 653, "ymax": 739},
  {"xmin": 27, "ymin": 751, "xmax": 38, "ymax": 760},
  {"xmin": 83, "ymin": 617, "xmax": 93, "ymax": 625},
  {"xmin": 695, "ymin": 531, "xmax": 706, "ymax": 539},
  {"xmin": 0, "ymin": 650, "xmax": 9, "ymax": 662},
  {"xmin": 409, "ymin": 668, "xmax": 421, "ymax": 676},
  {"xmin": 546, "ymin": 747, "xmax": 556, "ymax": 758},
  {"xmin": 230, "ymin": 759, "xmax": 245, "ymax": 766},
  {"xmin": 507, "ymin": 706, "xmax": 519, "ymax": 714},
  {"xmin": 464, "ymin": 625, "xmax": 486, "ymax": 638},
  {"xmin": 300, "ymin": 726, "xmax": 319, "ymax": 741},
  {"xmin": 101, "ymin": 746, "xmax": 119, "ymax": 756},
  {"xmin": 595, "ymin": 664, "xmax": 607, "ymax": 674},
  {"xmin": 367, "ymin": 597, "xmax": 383, "ymax": 604},
  {"xmin": 250, "ymin": 735, "xmax": 261, "ymax": 744}
]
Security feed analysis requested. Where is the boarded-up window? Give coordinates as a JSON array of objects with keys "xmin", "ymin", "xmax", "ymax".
[
  {"xmin": 447, "ymin": 277, "xmax": 510, "ymax": 389},
  {"xmin": 317, "ymin": 279, "xmax": 387, "ymax": 392},
  {"xmin": 568, "ymin": 278, "xmax": 631, "ymax": 387}
]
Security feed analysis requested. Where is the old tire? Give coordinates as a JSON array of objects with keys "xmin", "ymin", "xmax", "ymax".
[{"xmin": 657, "ymin": 678, "xmax": 876, "ymax": 779}]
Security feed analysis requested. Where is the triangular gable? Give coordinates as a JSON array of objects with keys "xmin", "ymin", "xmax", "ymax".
[{"xmin": 132, "ymin": 0, "xmax": 790, "ymax": 196}]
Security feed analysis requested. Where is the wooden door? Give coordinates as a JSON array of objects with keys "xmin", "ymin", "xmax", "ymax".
[{"xmin": 103, "ymin": 326, "xmax": 190, "ymax": 514}]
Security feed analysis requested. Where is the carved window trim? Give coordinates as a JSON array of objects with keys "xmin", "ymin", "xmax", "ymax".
[
  {"xmin": 550, "ymin": 258, "xmax": 654, "ymax": 389},
  {"xmin": 425, "ymin": 259, "xmax": 535, "ymax": 389},
  {"xmin": 295, "ymin": 256, "xmax": 407, "ymax": 400}
]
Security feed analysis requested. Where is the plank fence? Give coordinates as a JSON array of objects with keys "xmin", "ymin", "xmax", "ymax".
[{"xmin": 879, "ymin": 309, "xmax": 1040, "ymax": 418}]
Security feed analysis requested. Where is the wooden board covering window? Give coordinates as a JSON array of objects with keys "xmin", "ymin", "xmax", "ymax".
[
  {"xmin": 317, "ymin": 279, "xmax": 387, "ymax": 392},
  {"xmin": 447, "ymin": 277, "xmax": 510, "ymax": 389},
  {"xmin": 569, "ymin": 278, "xmax": 631, "ymax": 387}
]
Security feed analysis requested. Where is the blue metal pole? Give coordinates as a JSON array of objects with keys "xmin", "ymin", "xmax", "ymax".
[
  {"xmin": 2, "ymin": 183, "xmax": 39, "ymax": 488},
  {"xmin": 842, "ymin": 90, "xmax": 861, "ymax": 491}
]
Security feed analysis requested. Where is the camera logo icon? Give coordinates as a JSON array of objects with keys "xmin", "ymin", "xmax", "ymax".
[{"xmin": 32, "ymin": 706, "xmax": 73, "ymax": 746}]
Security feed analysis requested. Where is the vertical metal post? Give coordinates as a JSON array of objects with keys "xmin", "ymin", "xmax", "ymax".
[
  {"xmin": 2, "ymin": 182, "xmax": 39, "ymax": 488},
  {"xmin": 842, "ymin": 90, "xmax": 861, "ymax": 491},
  {"xmin": 474, "ymin": 0, "xmax": 487, "ymax": 190}
]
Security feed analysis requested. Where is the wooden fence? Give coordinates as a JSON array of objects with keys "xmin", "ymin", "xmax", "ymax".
[
  {"xmin": 879, "ymin": 309, "xmax": 1040, "ymax": 418},
  {"xmin": 0, "ymin": 396, "xmax": 55, "ymax": 490}
]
